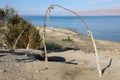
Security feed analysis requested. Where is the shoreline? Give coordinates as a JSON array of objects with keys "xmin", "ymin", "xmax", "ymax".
[
  {"xmin": 23, "ymin": 15, "xmax": 120, "ymax": 42},
  {"xmin": 37, "ymin": 26, "xmax": 120, "ymax": 43},
  {"xmin": 37, "ymin": 26, "xmax": 120, "ymax": 54}
]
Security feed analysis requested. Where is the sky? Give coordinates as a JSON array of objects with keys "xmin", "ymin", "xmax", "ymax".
[{"xmin": 0, "ymin": 0, "xmax": 120, "ymax": 15}]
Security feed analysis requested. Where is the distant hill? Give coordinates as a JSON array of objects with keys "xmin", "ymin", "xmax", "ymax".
[
  {"xmin": 50, "ymin": 8, "xmax": 120, "ymax": 16},
  {"xmin": 77, "ymin": 8, "xmax": 120, "ymax": 16}
]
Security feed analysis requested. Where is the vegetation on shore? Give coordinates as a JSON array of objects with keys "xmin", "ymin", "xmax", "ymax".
[{"xmin": 0, "ymin": 6, "xmax": 42, "ymax": 49}]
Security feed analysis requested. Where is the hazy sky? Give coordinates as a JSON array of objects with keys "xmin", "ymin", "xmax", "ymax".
[{"xmin": 0, "ymin": 0, "xmax": 120, "ymax": 15}]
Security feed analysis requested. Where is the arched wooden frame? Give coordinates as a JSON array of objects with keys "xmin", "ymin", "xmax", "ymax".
[{"xmin": 43, "ymin": 4, "xmax": 102, "ymax": 77}]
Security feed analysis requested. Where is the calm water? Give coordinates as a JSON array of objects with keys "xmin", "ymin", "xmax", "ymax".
[{"xmin": 21, "ymin": 15, "xmax": 120, "ymax": 42}]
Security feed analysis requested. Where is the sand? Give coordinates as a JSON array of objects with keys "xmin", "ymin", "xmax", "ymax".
[{"xmin": 0, "ymin": 27, "xmax": 120, "ymax": 80}]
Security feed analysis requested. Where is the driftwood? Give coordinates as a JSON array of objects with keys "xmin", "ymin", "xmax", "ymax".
[{"xmin": 43, "ymin": 4, "xmax": 102, "ymax": 77}]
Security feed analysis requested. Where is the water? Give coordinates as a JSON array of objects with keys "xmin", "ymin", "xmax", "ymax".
[{"xmin": 21, "ymin": 15, "xmax": 120, "ymax": 42}]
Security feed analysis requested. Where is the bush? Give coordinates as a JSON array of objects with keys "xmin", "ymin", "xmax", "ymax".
[
  {"xmin": 5, "ymin": 13, "xmax": 42, "ymax": 49},
  {"xmin": 0, "ymin": 6, "xmax": 42, "ymax": 49},
  {"xmin": 62, "ymin": 36, "xmax": 73, "ymax": 43},
  {"xmin": 45, "ymin": 41, "xmax": 62, "ymax": 51}
]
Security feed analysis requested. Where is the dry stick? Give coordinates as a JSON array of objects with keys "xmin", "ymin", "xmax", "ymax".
[
  {"xmin": 43, "ymin": 13, "xmax": 48, "ymax": 62},
  {"xmin": 42, "ymin": 27, "xmax": 48, "ymax": 62},
  {"xmin": 43, "ymin": 5, "xmax": 57, "ymax": 62},
  {"xmin": 88, "ymin": 31, "xmax": 102, "ymax": 77},
  {"xmin": 43, "ymin": 4, "xmax": 102, "ymax": 77},
  {"xmin": 13, "ymin": 30, "xmax": 24, "ymax": 50}
]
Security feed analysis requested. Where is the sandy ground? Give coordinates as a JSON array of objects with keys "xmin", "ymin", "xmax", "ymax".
[
  {"xmin": 0, "ymin": 27, "xmax": 120, "ymax": 80},
  {"xmin": 0, "ymin": 49, "xmax": 120, "ymax": 80}
]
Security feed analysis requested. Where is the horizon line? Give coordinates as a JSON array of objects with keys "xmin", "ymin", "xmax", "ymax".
[{"xmin": 19, "ymin": 8, "xmax": 120, "ymax": 16}]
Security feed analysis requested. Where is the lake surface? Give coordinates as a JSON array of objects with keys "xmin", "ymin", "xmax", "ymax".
[{"xmin": 21, "ymin": 15, "xmax": 120, "ymax": 42}]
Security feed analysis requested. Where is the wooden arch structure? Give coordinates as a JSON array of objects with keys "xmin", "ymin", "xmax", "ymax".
[{"xmin": 42, "ymin": 4, "xmax": 102, "ymax": 77}]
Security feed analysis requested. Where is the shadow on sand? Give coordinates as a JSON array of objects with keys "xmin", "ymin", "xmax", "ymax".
[
  {"xmin": 15, "ymin": 55, "xmax": 66, "ymax": 63},
  {"xmin": 14, "ymin": 53, "xmax": 78, "ymax": 65},
  {"xmin": 0, "ymin": 49, "xmax": 11, "ymax": 58},
  {"xmin": 15, "ymin": 55, "xmax": 78, "ymax": 65},
  {"xmin": 0, "ymin": 49, "xmax": 11, "ymax": 53},
  {"xmin": 0, "ymin": 54, "xmax": 6, "ymax": 57},
  {"xmin": 0, "ymin": 49, "xmax": 78, "ymax": 65},
  {"xmin": 41, "ymin": 47, "xmax": 80, "ymax": 53}
]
